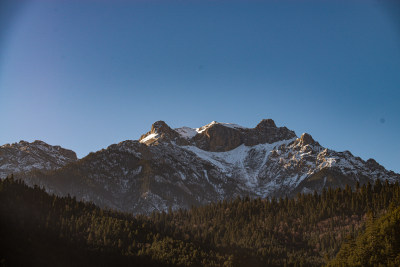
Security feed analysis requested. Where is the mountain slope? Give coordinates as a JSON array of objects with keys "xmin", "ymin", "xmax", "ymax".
[
  {"xmin": 15, "ymin": 119, "xmax": 400, "ymax": 214},
  {"xmin": 0, "ymin": 140, "xmax": 77, "ymax": 178}
]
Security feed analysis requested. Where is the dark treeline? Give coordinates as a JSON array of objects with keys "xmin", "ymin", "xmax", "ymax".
[
  {"xmin": 328, "ymin": 204, "xmax": 400, "ymax": 266},
  {"xmin": 1, "ymin": 175, "xmax": 400, "ymax": 266}
]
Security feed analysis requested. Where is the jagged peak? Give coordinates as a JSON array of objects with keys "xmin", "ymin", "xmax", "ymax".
[
  {"xmin": 256, "ymin": 119, "xmax": 277, "ymax": 129},
  {"xmin": 3, "ymin": 140, "xmax": 53, "ymax": 148},
  {"xmin": 366, "ymin": 158, "xmax": 384, "ymax": 171},
  {"xmin": 175, "ymin": 119, "xmax": 280, "ymax": 139},
  {"xmin": 140, "ymin": 119, "xmax": 296, "ymax": 150},
  {"xmin": 140, "ymin": 120, "xmax": 181, "ymax": 145},
  {"xmin": 150, "ymin": 120, "xmax": 172, "ymax": 134},
  {"xmin": 299, "ymin": 133, "xmax": 318, "ymax": 146},
  {"xmin": 32, "ymin": 140, "xmax": 49, "ymax": 145},
  {"xmin": 366, "ymin": 158, "xmax": 378, "ymax": 165}
]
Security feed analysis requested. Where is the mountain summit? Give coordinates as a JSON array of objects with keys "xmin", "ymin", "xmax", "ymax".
[
  {"xmin": 0, "ymin": 140, "xmax": 77, "ymax": 179},
  {"xmin": 140, "ymin": 119, "xmax": 296, "ymax": 152},
  {"xmin": 4, "ymin": 119, "xmax": 400, "ymax": 214}
]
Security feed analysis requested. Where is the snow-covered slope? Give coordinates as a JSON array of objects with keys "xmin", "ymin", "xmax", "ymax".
[
  {"xmin": 0, "ymin": 140, "xmax": 77, "ymax": 178},
  {"xmin": 15, "ymin": 119, "xmax": 400, "ymax": 215}
]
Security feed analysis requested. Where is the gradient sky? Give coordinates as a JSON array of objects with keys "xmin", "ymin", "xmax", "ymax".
[{"xmin": 0, "ymin": 0, "xmax": 399, "ymax": 173}]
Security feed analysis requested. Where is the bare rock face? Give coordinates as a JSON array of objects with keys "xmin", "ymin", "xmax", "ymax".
[
  {"xmin": 0, "ymin": 140, "xmax": 77, "ymax": 178},
  {"xmin": 150, "ymin": 121, "xmax": 178, "ymax": 138},
  {"xmin": 298, "ymin": 133, "xmax": 320, "ymax": 147},
  {"xmin": 139, "ymin": 121, "xmax": 186, "ymax": 146},
  {"xmin": 242, "ymin": 119, "xmax": 296, "ymax": 147},
  {"xmin": 193, "ymin": 123, "xmax": 243, "ymax": 152},
  {"xmin": 256, "ymin": 118, "xmax": 276, "ymax": 128},
  {"xmin": 190, "ymin": 119, "xmax": 296, "ymax": 152}
]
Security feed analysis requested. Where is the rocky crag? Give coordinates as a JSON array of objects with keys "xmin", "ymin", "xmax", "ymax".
[{"xmin": 0, "ymin": 140, "xmax": 77, "ymax": 178}]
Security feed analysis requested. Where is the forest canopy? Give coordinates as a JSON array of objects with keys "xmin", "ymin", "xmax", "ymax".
[{"xmin": 1, "ymin": 176, "xmax": 400, "ymax": 266}]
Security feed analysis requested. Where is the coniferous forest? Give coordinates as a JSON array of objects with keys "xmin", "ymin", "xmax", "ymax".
[{"xmin": 1, "ymin": 176, "xmax": 400, "ymax": 266}]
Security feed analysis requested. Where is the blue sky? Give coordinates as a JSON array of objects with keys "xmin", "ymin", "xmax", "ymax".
[{"xmin": 0, "ymin": 0, "xmax": 399, "ymax": 173}]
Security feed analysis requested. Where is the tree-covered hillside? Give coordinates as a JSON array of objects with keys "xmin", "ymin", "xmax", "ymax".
[
  {"xmin": 1, "ymin": 176, "xmax": 400, "ymax": 266},
  {"xmin": 328, "ymin": 205, "xmax": 400, "ymax": 266}
]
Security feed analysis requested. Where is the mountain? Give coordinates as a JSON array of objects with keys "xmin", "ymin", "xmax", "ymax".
[
  {"xmin": 0, "ymin": 140, "xmax": 77, "ymax": 179},
  {"xmin": 10, "ymin": 119, "xmax": 400, "ymax": 214}
]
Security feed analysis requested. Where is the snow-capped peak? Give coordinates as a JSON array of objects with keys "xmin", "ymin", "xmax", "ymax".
[
  {"xmin": 141, "ymin": 119, "xmax": 296, "ymax": 153},
  {"xmin": 174, "ymin": 121, "xmax": 247, "ymax": 139},
  {"xmin": 196, "ymin": 121, "xmax": 247, "ymax": 134}
]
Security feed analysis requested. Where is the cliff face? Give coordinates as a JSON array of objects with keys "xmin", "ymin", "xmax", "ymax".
[
  {"xmin": 141, "ymin": 119, "xmax": 296, "ymax": 152},
  {"xmin": 193, "ymin": 123, "xmax": 243, "ymax": 151},
  {"xmin": 8, "ymin": 119, "xmax": 399, "ymax": 215}
]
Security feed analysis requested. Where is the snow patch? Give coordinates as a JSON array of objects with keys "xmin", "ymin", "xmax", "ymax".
[
  {"xmin": 140, "ymin": 133, "xmax": 159, "ymax": 143},
  {"xmin": 178, "ymin": 171, "xmax": 186, "ymax": 180},
  {"xmin": 132, "ymin": 166, "xmax": 142, "ymax": 176},
  {"xmin": 174, "ymin": 127, "xmax": 198, "ymax": 139},
  {"xmin": 183, "ymin": 138, "xmax": 296, "ymax": 187}
]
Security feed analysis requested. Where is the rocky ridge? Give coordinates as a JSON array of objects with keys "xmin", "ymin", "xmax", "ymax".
[
  {"xmin": 10, "ymin": 119, "xmax": 400, "ymax": 214},
  {"xmin": 0, "ymin": 140, "xmax": 77, "ymax": 178},
  {"xmin": 140, "ymin": 119, "xmax": 296, "ymax": 151}
]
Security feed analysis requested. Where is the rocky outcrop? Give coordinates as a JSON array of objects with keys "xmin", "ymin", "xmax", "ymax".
[
  {"xmin": 193, "ymin": 123, "xmax": 243, "ymax": 151},
  {"xmin": 139, "ymin": 121, "xmax": 189, "ymax": 146},
  {"xmin": 242, "ymin": 120, "xmax": 296, "ymax": 147},
  {"xmin": 298, "ymin": 133, "xmax": 319, "ymax": 146},
  {"xmin": 140, "ymin": 119, "xmax": 296, "ymax": 152},
  {"xmin": 191, "ymin": 119, "xmax": 296, "ymax": 152},
  {"xmin": 0, "ymin": 140, "xmax": 77, "ymax": 178}
]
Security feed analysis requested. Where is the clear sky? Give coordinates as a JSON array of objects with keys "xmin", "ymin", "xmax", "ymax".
[{"xmin": 0, "ymin": 0, "xmax": 399, "ymax": 173}]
